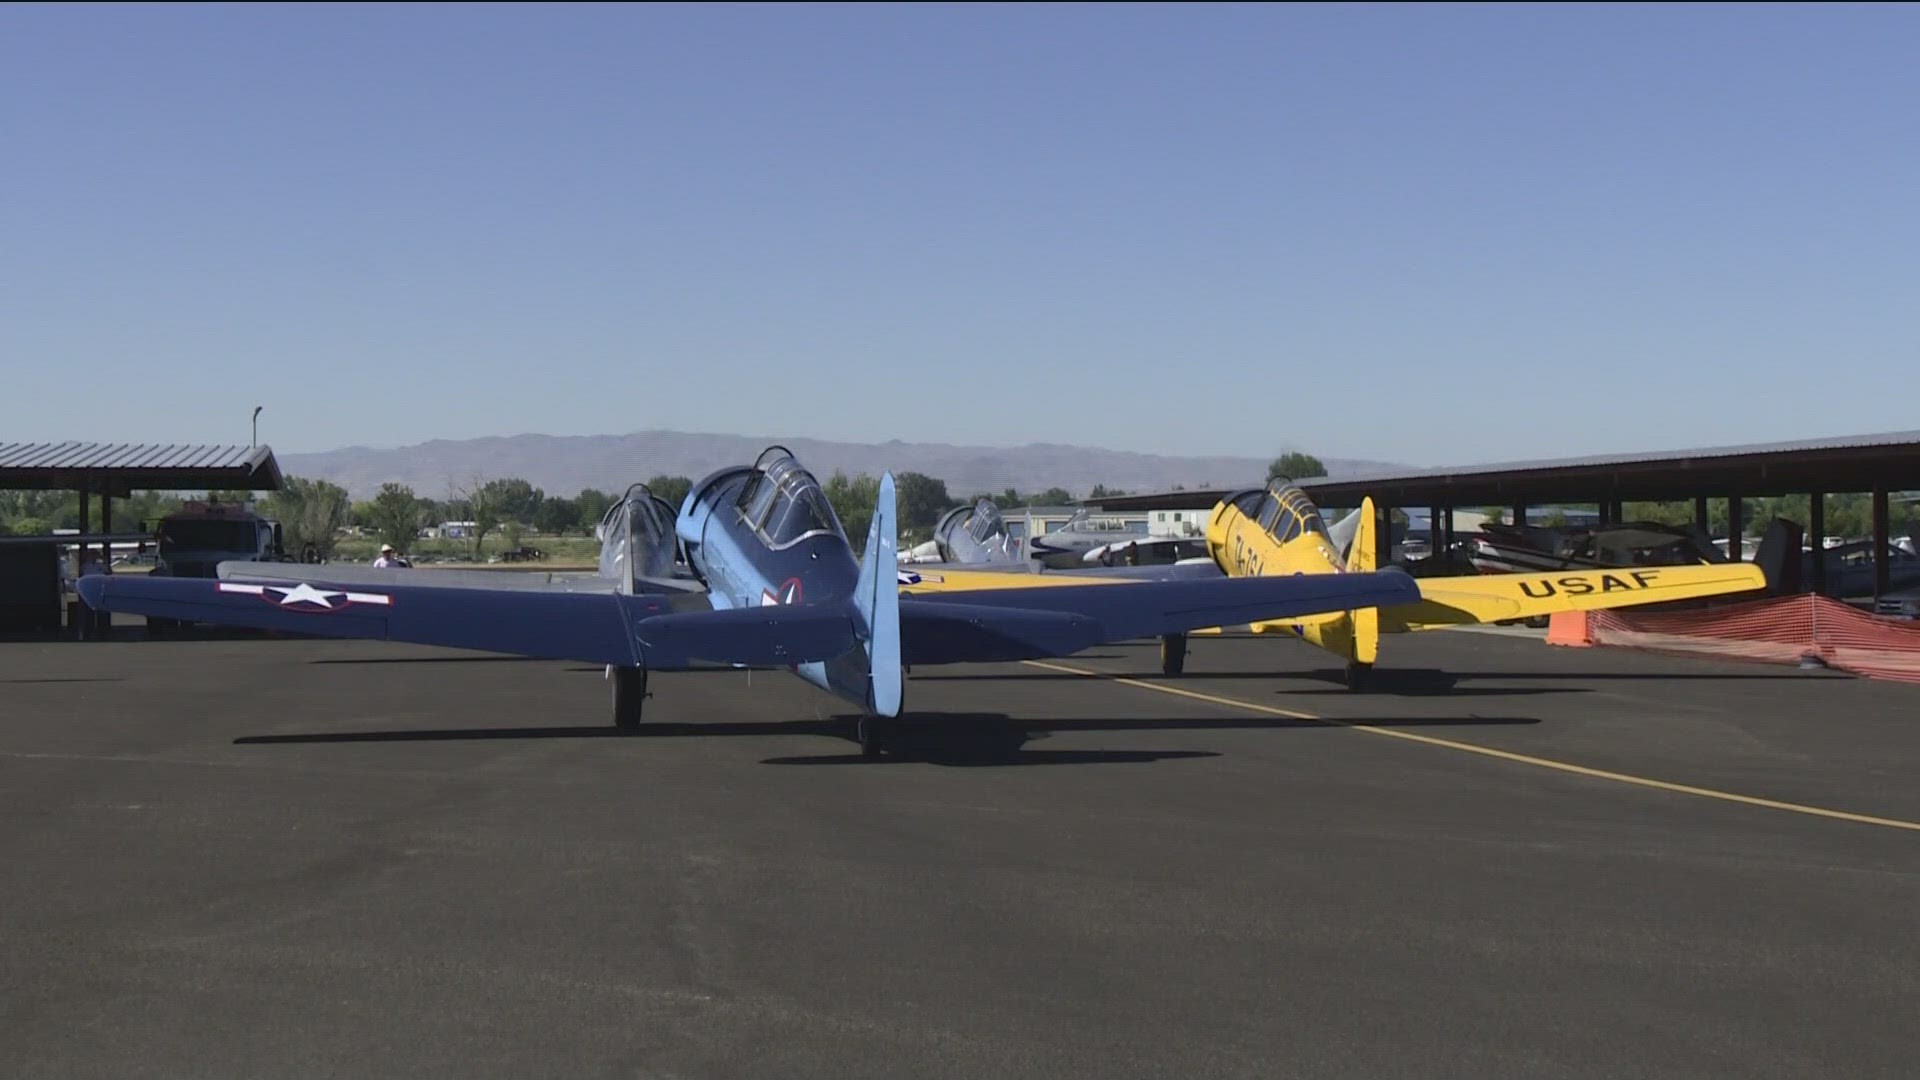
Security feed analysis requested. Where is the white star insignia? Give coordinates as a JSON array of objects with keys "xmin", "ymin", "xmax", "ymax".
[{"xmin": 269, "ymin": 583, "xmax": 344, "ymax": 608}]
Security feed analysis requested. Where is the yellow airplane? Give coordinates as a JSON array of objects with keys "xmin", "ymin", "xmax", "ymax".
[
  {"xmin": 1194, "ymin": 479, "xmax": 1767, "ymax": 686},
  {"xmin": 902, "ymin": 479, "xmax": 1768, "ymax": 686}
]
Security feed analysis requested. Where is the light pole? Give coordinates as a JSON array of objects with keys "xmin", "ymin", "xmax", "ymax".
[{"xmin": 251, "ymin": 406, "xmax": 263, "ymax": 448}]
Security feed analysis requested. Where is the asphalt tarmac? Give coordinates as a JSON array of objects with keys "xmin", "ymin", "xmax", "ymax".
[{"xmin": 4, "ymin": 629, "xmax": 1918, "ymax": 1079}]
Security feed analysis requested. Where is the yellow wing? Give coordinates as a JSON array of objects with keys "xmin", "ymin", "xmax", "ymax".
[{"xmin": 1386, "ymin": 563, "xmax": 1768, "ymax": 631}]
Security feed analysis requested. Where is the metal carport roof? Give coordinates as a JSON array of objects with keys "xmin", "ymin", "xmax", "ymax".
[
  {"xmin": 0, "ymin": 443, "xmax": 284, "ymax": 496},
  {"xmin": 1296, "ymin": 430, "xmax": 1920, "ymax": 506}
]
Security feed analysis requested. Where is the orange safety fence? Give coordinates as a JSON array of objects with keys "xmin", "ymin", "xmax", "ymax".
[{"xmin": 1561, "ymin": 595, "xmax": 1920, "ymax": 684}]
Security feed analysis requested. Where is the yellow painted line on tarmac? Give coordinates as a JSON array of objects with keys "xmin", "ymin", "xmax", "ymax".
[{"xmin": 1022, "ymin": 659, "xmax": 1920, "ymax": 834}]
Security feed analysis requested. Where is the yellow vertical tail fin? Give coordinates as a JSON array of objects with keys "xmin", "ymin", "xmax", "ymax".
[
  {"xmin": 1348, "ymin": 497, "xmax": 1379, "ymax": 573},
  {"xmin": 1334, "ymin": 497, "xmax": 1381, "ymax": 672}
]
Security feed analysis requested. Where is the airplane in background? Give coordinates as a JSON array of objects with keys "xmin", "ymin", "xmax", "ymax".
[
  {"xmin": 1194, "ymin": 479, "xmax": 1770, "ymax": 686},
  {"xmin": 1026, "ymin": 508, "xmax": 1155, "ymax": 569},
  {"xmin": 900, "ymin": 498, "xmax": 1020, "ymax": 566},
  {"xmin": 79, "ymin": 447, "xmax": 1425, "ymax": 755},
  {"xmin": 896, "ymin": 478, "xmax": 1770, "ymax": 686}
]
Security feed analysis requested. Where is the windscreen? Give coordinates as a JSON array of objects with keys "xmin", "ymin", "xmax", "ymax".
[
  {"xmin": 738, "ymin": 452, "xmax": 843, "ymax": 548},
  {"xmin": 1267, "ymin": 482, "xmax": 1331, "ymax": 545},
  {"xmin": 965, "ymin": 500, "xmax": 1005, "ymax": 544},
  {"xmin": 597, "ymin": 488, "xmax": 676, "ymax": 585}
]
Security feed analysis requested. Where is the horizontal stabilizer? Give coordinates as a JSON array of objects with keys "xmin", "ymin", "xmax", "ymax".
[
  {"xmin": 898, "ymin": 571, "xmax": 1421, "ymax": 663},
  {"xmin": 901, "ymin": 602, "xmax": 1106, "ymax": 664},
  {"xmin": 634, "ymin": 604, "xmax": 859, "ymax": 667}
]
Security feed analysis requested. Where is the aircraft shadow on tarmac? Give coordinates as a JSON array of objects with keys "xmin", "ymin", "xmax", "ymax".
[
  {"xmin": 234, "ymin": 712, "xmax": 1537, "ymax": 766},
  {"xmin": 907, "ymin": 668, "xmax": 1580, "ymax": 696},
  {"xmin": 913, "ymin": 665, "xmax": 1837, "ymax": 694}
]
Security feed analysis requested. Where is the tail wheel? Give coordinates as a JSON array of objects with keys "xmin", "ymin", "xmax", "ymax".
[
  {"xmin": 1160, "ymin": 633, "xmax": 1188, "ymax": 677},
  {"xmin": 858, "ymin": 718, "xmax": 885, "ymax": 759},
  {"xmin": 611, "ymin": 665, "xmax": 649, "ymax": 728},
  {"xmin": 1343, "ymin": 661, "xmax": 1372, "ymax": 691}
]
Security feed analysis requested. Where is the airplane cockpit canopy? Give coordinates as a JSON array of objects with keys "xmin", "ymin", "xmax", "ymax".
[
  {"xmin": 735, "ymin": 446, "xmax": 844, "ymax": 549},
  {"xmin": 964, "ymin": 499, "xmax": 1006, "ymax": 545},
  {"xmin": 596, "ymin": 482, "xmax": 678, "ymax": 586},
  {"xmin": 1250, "ymin": 479, "xmax": 1332, "ymax": 547}
]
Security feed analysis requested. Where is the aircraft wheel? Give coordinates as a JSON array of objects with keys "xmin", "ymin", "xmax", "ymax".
[
  {"xmin": 858, "ymin": 718, "xmax": 885, "ymax": 759},
  {"xmin": 610, "ymin": 665, "xmax": 649, "ymax": 729},
  {"xmin": 1343, "ymin": 661, "xmax": 1372, "ymax": 691},
  {"xmin": 1160, "ymin": 633, "xmax": 1188, "ymax": 677}
]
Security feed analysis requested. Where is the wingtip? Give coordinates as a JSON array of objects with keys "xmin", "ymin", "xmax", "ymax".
[{"xmin": 77, "ymin": 575, "xmax": 107, "ymax": 609}]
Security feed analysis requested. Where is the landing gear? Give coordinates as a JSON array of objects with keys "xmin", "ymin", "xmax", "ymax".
[
  {"xmin": 1343, "ymin": 660, "xmax": 1372, "ymax": 691},
  {"xmin": 858, "ymin": 717, "xmax": 886, "ymax": 759},
  {"xmin": 1160, "ymin": 632, "xmax": 1188, "ymax": 677},
  {"xmin": 610, "ymin": 665, "xmax": 649, "ymax": 728}
]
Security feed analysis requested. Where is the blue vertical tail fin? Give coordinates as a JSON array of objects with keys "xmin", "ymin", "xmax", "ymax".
[{"xmin": 853, "ymin": 473, "xmax": 903, "ymax": 717}]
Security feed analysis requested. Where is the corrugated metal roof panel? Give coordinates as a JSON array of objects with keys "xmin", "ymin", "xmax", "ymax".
[
  {"xmin": 1306, "ymin": 429, "xmax": 1920, "ymax": 487},
  {"xmin": 0, "ymin": 442, "xmax": 265, "ymax": 471}
]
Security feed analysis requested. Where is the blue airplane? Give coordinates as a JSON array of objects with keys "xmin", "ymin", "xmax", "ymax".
[{"xmin": 78, "ymin": 446, "xmax": 1422, "ymax": 755}]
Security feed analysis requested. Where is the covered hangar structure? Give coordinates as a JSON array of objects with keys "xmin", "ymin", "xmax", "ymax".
[
  {"xmin": 0, "ymin": 443, "xmax": 284, "ymax": 632},
  {"xmin": 1297, "ymin": 430, "xmax": 1920, "ymax": 600}
]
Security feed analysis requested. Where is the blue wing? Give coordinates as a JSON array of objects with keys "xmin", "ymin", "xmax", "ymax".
[
  {"xmin": 80, "ymin": 574, "xmax": 658, "ymax": 665},
  {"xmin": 899, "ymin": 571, "xmax": 1422, "ymax": 664},
  {"xmin": 80, "ymin": 573, "xmax": 864, "ymax": 669},
  {"xmin": 82, "ymin": 567, "xmax": 1421, "ymax": 672}
]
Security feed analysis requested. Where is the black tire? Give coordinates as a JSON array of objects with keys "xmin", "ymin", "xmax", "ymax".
[
  {"xmin": 1343, "ymin": 661, "xmax": 1371, "ymax": 691},
  {"xmin": 1160, "ymin": 632, "xmax": 1188, "ymax": 677},
  {"xmin": 611, "ymin": 665, "xmax": 648, "ymax": 729},
  {"xmin": 858, "ymin": 718, "xmax": 883, "ymax": 759}
]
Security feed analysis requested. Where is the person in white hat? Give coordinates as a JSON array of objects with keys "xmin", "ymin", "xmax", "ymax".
[{"xmin": 372, "ymin": 543, "xmax": 411, "ymax": 569}]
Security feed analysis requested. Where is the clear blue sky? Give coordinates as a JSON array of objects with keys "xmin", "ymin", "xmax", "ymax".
[{"xmin": 4, "ymin": 3, "xmax": 1916, "ymax": 464}]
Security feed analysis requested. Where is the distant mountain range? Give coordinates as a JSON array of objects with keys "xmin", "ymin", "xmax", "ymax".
[{"xmin": 279, "ymin": 431, "xmax": 1407, "ymax": 501}]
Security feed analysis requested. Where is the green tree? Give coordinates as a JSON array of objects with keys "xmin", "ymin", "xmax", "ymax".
[
  {"xmin": 574, "ymin": 488, "xmax": 615, "ymax": 531},
  {"xmin": 349, "ymin": 500, "xmax": 379, "ymax": 528},
  {"xmin": 261, "ymin": 476, "xmax": 352, "ymax": 561},
  {"xmin": 206, "ymin": 489, "xmax": 256, "ymax": 506},
  {"xmin": 1087, "ymin": 484, "xmax": 1128, "ymax": 501},
  {"xmin": 481, "ymin": 478, "xmax": 543, "ymax": 524},
  {"xmin": 534, "ymin": 495, "xmax": 578, "ymax": 536},
  {"xmin": 368, "ymin": 483, "xmax": 422, "ymax": 550},
  {"xmin": 824, "ymin": 471, "xmax": 881, "ymax": 545},
  {"xmin": 1034, "ymin": 487, "xmax": 1076, "ymax": 507},
  {"xmin": 1621, "ymin": 501, "xmax": 1696, "ymax": 528},
  {"xmin": 894, "ymin": 472, "xmax": 956, "ymax": 531},
  {"xmin": 643, "ymin": 475, "xmax": 693, "ymax": 511},
  {"xmin": 1268, "ymin": 452, "xmax": 1327, "ymax": 481},
  {"xmin": 449, "ymin": 478, "xmax": 498, "ymax": 559}
]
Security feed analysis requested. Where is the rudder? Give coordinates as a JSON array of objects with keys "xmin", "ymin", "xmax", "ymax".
[{"xmin": 853, "ymin": 473, "xmax": 903, "ymax": 717}]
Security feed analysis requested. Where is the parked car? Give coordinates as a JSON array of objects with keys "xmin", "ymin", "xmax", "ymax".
[{"xmin": 1875, "ymin": 585, "xmax": 1920, "ymax": 620}]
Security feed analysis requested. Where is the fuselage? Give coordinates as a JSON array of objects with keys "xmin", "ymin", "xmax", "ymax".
[
  {"xmin": 1205, "ymin": 484, "xmax": 1347, "ymax": 583},
  {"xmin": 1203, "ymin": 481, "xmax": 1377, "ymax": 662},
  {"xmin": 675, "ymin": 450, "xmax": 872, "ymax": 707}
]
